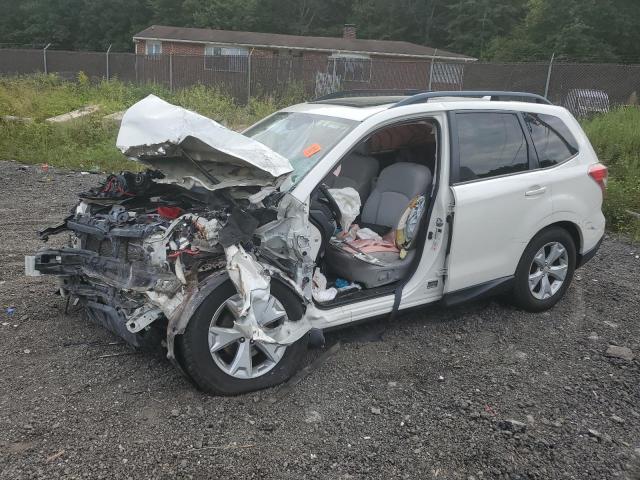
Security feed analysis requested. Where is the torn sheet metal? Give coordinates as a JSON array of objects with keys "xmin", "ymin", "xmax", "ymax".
[
  {"xmin": 225, "ymin": 245, "xmax": 270, "ymax": 317},
  {"xmin": 255, "ymin": 194, "xmax": 314, "ymax": 301},
  {"xmin": 116, "ymin": 95, "xmax": 293, "ymax": 191},
  {"xmin": 224, "ymin": 245, "xmax": 311, "ymax": 346}
]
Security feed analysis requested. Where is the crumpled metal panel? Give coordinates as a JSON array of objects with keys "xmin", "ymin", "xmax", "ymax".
[{"xmin": 116, "ymin": 95, "xmax": 293, "ymax": 190}]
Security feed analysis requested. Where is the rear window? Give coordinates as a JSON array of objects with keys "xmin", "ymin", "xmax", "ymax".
[
  {"xmin": 523, "ymin": 113, "xmax": 579, "ymax": 167},
  {"xmin": 456, "ymin": 112, "xmax": 529, "ymax": 182}
]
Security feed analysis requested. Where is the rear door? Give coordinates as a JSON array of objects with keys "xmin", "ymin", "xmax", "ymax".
[
  {"xmin": 522, "ymin": 111, "xmax": 605, "ymax": 253},
  {"xmin": 444, "ymin": 110, "xmax": 552, "ymax": 293}
]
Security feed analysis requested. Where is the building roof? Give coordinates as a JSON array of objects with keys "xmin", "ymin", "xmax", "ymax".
[{"xmin": 134, "ymin": 25, "xmax": 474, "ymax": 61}]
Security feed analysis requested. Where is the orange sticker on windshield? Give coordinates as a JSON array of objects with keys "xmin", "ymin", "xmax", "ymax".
[{"xmin": 303, "ymin": 143, "xmax": 322, "ymax": 158}]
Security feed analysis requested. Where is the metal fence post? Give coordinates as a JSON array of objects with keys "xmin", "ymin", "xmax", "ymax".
[
  {"xmin": 247, "ymin": 48, "xmax": 254, "ymax": 103},
  {"xmin": 428, "ymin": 48, "xmax": 438, "ymax": 91},
  {"xmin": 43, "ymin": 43, "xmax": 51, "ymax": 74},
  {"xmin": 544, "ymin": 52, "xmax": 555, "ymax": 99},
  {"xmin": 169, "ymin": 53, "xmax": 173, "ymax": 92},
  {"xmin": 106, "ymin": 44, "xmax": 112, "ymax": 80}
]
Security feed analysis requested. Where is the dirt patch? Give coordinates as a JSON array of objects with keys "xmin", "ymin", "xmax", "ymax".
[{"xmin": 0, "ymin": 161, "xmax": 639, "ymax": 479}]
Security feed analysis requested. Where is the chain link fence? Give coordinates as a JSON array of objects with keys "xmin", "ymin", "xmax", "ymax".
[{"xmin": 1, "ymin": 47, "xmax": 639, "ymax": 116}]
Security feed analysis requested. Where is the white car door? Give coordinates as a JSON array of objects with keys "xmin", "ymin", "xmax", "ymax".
[{"xmin": 444, "ymin": 110, "xmax": 553, "ymax": 293}]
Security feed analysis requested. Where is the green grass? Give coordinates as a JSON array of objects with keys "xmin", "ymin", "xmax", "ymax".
[
  {"xmin": 0, "ymin": 73, "xmax": 303, "ymax": 171},
  {"xmin": 582, "ymin": 107, "xmax": 640, "ymax": 241}
]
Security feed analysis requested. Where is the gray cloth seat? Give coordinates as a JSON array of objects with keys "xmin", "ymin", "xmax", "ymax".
[
  {"xmin": 325, "ymin": 162, "xmax": 432, "ymax": 289},
  {"xmin": 324, "ymin": 144, "xmax": 379, "ymax": 202},
  {"xmin": 361, "ymin": 162, "xmax": 432, "ymax": 228}
]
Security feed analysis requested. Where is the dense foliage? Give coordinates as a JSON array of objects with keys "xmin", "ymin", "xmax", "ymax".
[{"xmin": 1, "ymin": 0, "xmax": 639, "ymax": 61}]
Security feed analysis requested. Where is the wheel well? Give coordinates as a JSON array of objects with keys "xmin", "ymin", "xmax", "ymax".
[{"xmin": 546, "ymin": 221, "xmax": 582, "ymax": 254}]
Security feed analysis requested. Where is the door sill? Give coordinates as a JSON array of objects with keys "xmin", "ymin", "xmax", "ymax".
[{"xmin": 313, "ymin": 282, "xmax": 397, "ymax": 310}]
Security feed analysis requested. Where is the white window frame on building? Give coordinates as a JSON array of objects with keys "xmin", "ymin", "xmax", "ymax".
[
  {"xmin": 328, "ymin": 53, "xmax": 372, "ymax": 83},
  {"xmin": 145, "ymin": 41, "xmax": 162, "ymax": 56},
  {"xmin": 204, "ymin": 44, "xmax": 249, "ymax": 73}
]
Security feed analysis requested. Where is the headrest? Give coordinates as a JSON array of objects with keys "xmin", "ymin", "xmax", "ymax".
[{"xmin": 351, "ymin": 141, "xmax": 369, "ymax": 156}]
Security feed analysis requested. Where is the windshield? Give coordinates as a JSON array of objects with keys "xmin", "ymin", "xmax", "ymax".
[{"xmin": 244, "ymin": 112, "xmax": 358, "ymax": 186}]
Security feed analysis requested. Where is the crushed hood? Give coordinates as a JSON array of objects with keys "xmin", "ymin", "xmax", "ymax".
[{"xmin": 116, "ymin": 95, "xmax": 293, "ymax": 191}]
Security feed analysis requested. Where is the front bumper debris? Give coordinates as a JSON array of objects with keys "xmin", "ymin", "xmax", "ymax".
[{"xmin": 31, "ymin": 248, "xmax": 181, "ymax": 294}]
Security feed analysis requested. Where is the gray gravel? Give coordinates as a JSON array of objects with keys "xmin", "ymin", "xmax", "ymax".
[{"xmin": 1, "ymin": 160, "xmax": 639, "ymax": 479}]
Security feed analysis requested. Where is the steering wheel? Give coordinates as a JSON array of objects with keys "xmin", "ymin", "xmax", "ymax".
[{"xmin": 318, "ymin": 184, "xmax": 342, "ymax": 226}]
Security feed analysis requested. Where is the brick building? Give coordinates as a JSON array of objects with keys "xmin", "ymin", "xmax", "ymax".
[{"xmin": 132, "ymin": 25, "xmax": 474, "ymax": 98}]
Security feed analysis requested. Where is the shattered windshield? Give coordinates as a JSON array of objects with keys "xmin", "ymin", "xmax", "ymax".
[{"xmin": 244, "ymin": 112, "xmax": 358, "ymax": 186}]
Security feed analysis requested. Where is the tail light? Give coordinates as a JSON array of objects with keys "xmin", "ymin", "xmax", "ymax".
[{"xmin": 588, "ymin": 163, "xmax": 608, "ymax": 194}]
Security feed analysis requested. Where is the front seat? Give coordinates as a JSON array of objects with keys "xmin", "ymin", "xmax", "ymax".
[
  {"xmin": 323, "ymin": 143, "xmax": 379, "ymax": 202},
  {"xmin": 325, "ymin": 162, "xmax": 432, "ymax": 289}
]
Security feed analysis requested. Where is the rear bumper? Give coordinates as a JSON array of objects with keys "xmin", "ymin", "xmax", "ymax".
[{"xmin": 576, "ymin": 234, "xmax": 604, "ymax": 269}]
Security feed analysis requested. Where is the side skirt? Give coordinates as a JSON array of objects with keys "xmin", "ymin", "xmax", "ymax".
[{"xmin": 440, "ymin": 276, "xmax": 514, "ymax": 307}]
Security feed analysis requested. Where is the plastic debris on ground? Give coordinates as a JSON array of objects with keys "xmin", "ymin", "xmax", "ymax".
[
  {"xmin": 312, "ymin": 269, "xmax": 337, "ymax": 303},
  {"xmin": 6, "ymin": 307, "xmax": 16, "ymax": 316}
]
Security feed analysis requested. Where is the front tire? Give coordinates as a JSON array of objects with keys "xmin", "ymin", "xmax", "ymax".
[
  {"xmin": 512, "ymin": 227, "xmax": 576, "ymax": 312},
  {"xmin": 178, "ymin": 279, "xmax": 308, "ymax": 395}
]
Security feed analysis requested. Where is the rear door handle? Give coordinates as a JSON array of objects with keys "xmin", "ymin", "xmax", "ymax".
[{"xmin": 525, "ymin": 186, "xmax": 547, "ymax": 197}]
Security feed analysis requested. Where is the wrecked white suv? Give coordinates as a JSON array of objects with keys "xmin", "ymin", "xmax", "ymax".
[{"xmin": 26, "ymin": 91, "xmax": 607, "ymax": 395}]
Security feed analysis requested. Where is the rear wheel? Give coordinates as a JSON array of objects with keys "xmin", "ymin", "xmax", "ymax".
[
  {"xmin": 178, "ymin": 279, "xmax": 308, "ymax": 395},
  {"xmin": 512, "ymin": 227, "xmax": 576, "ymax": 312}
]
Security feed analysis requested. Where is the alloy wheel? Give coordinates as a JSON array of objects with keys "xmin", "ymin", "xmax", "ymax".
[
  {"xmin": 528, "ymin": 241, "xmax": 569, "ymax": 300},
  {"xmin": 208, "ymin": 294, "xmax": 288, "ymax": 379}
]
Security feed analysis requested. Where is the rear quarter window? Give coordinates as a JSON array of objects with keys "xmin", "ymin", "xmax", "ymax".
[{"xmin": 523, "ymin": 113, "xmax": 579, "ymax": 167}]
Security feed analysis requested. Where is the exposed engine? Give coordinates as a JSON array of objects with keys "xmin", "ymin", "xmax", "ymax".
[{"xmin": 31, "ymin": 169, "xmax": 312, "ymax": 350}]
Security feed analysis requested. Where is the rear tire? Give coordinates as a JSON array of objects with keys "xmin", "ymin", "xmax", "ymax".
[
  {"xmin": 512, "ymin": 227, "xmax": 576, "ymax": 312},
  {"xmin": 178, "ymin": 279, "xmax": 308, "ymax": 395}
]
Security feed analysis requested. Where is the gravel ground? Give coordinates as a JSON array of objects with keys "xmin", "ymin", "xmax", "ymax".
[{"xmin": 0, "ymin": 160, "xmax": 639, "ymax": 480}]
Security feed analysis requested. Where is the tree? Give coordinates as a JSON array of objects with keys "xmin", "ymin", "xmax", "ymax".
[
  {"xmin": 182, "ymin": 0, "xmax": 258, "ymax": 31},
  {"xmin": 488, "ymin": 0, "xmax": 640, "ymax": 62},
  {"xmin": 0, "ymin": 0, "xmax": 151, "ymax": 51},
  {"xmin": 352, "ymin": 0, "xmax": 443, "ymax": 44},
  {"xmin": 1, "ymin": 0, "xmax": 639, "ymax": 61},
  {"xmin": 443, "ymin": 0, "xmax": 528, "ymax": 59}
]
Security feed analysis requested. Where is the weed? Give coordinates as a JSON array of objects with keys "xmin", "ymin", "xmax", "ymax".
[
  {"xmin": 582, "ymin": 107, "xmax": 640, "ymax": 240},
  {"xmin": 0, "ymin": 74, "xmax": 279, "ymax": 171}
]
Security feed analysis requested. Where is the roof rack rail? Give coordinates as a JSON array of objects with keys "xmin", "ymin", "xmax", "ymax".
[
  {"xmin": 392, "ymin": 90, "xmax": 552, "ymax": 108},
  {"xmin": 313, "ymin": 89, "xmax": 423, "ymax": 101}
]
